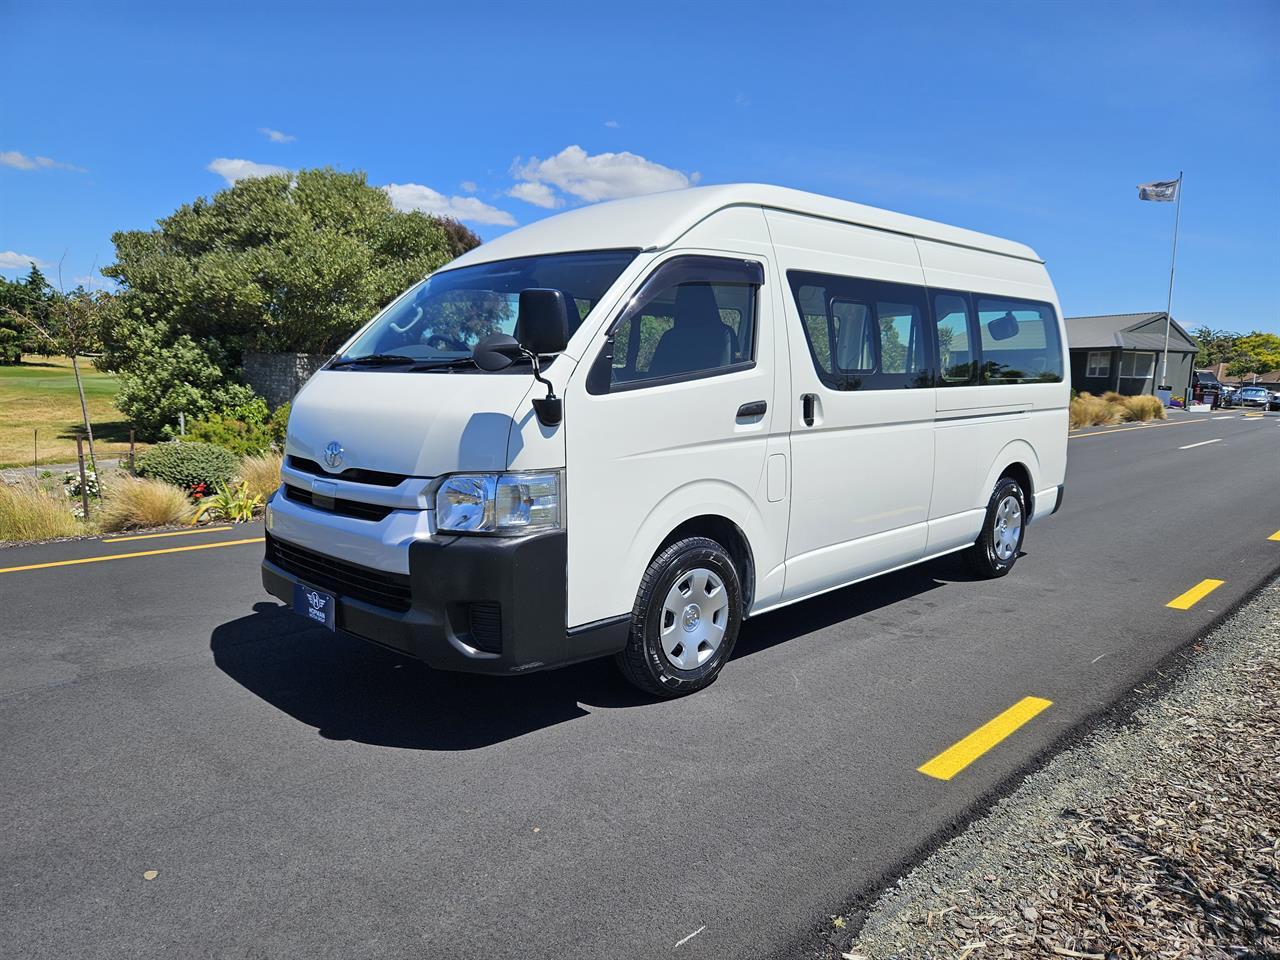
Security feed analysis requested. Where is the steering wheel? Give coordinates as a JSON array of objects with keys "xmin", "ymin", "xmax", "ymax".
[{"xmin": 422, "ymin": 333, "xmax": 471, "ymax": 352}]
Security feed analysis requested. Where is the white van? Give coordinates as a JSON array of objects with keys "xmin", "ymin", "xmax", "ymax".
[{"xmin": 262, "ymin": 184, "xmax": 1068, "ymax": 696}]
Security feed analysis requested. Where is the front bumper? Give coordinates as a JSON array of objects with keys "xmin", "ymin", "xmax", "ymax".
[{"xmin": 261, "ymin": 530, "xmax": 629, "ymax": 675}]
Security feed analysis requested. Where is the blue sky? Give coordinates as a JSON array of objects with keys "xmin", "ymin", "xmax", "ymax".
[{"xmin": 3, "ymin": 0, "xmax": 1277, "ymax": 334}]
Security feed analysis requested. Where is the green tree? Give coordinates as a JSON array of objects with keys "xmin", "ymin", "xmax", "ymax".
[
  {"xmin": 101, "ymin": 168, "xmax": 480, "ymax": 436},
  {"xmin": 0, "ymin": 265, "xmax": 53, "ymax": 363},
  {"xmin": 1192, "ymin": 326, "xmax": 1240, "ymax": 368},
  {"xmin": 1226, "ymin": 331, "xmax": 1280, "ymax": 380}
]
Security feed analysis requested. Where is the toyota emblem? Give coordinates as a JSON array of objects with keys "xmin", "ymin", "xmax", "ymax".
[{"xmin": 323, "ymin": 442, "xmax": 344, "ymax": 469}]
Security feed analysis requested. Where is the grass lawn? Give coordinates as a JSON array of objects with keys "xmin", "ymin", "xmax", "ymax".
[{"xmin": 0, "ymin": 356, "xmax": 150, "ymax": 469}]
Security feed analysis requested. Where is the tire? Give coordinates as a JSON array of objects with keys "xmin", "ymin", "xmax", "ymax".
[
  {"xmin": 966, "ymin": 477, "xmax": 1027, "ymax": 579},
  {"xmin": 615, "ymin": 537, "xmax": 743, "ymax": 698}
]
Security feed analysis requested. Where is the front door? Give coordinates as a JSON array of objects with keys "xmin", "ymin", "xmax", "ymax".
[{"xmin": 564, "ymin": 246, "xmax": 787, "ymax": 628}]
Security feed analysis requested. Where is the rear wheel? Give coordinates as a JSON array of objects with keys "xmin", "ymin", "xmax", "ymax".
[
  {"xmin": 966, "ymin": 477, "xmax": 1026, "ymax": 578},
  {"xmin": 615, "ymin": 537, "xmax": 743, "ymax": 698}
]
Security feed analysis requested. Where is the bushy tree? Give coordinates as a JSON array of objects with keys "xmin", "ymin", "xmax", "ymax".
[
  {"xmin": 101, "ymin": 168, "xmax": 480, "ymax": 437},
  {"xmin": 0, "ymin": 265, "xmax": 53, "ymax": 363},
  {"xmin": 1192, "ymin": 326, "xmax": 1240, "ymax": 369},
  {"xmin": 1226, "ymin": 331, "xmax": 1280, "ymax": 380}
]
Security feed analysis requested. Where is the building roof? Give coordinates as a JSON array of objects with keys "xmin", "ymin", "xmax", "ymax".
[
  {"xmin": 1064, "ymin": 312, "xmax": 1198, "ymax": 353},
  {"xmin": 1209, "ymin": 361, "xmax": 1280, "ymax": 385},
  {"xmin": 448, "ymin": 183, "xmax": 1042, "ymax": 271}
]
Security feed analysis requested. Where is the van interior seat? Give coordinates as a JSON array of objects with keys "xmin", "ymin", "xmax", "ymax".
[{"xmin": 649, "ymin": 284, "xmax": 735, "ymax": 376}]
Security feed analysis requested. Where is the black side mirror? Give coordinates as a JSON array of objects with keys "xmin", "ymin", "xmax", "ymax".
[
  {"xmin": 472, "ymin": 334, "xmax": 524, "ymax": 371},
  {"xmin": 516, "ymin": 288, "xmax": 571, "ymax": 355}
]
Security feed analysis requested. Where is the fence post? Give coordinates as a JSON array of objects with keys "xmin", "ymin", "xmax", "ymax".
[
  {"xmin": 75, "ymin": 432, "xmax": 90, "ymax": 520},
  {"xmin": 178, "ymin": 412, "xmax": 185, "ymax": 436},
  {"xmin": 33, "ymin": 429, "xmax": 38, "ymax": 471},
  {"xmin": 129, "ymin": 428, "xmax": 136, "ymax": 476}
]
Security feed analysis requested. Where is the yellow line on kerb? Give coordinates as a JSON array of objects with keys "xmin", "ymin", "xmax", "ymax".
[
  {"xmin": 1166, "ymin": 578, "xmax": 1225, "ymax": 610},
  {"xmin": 103, "ymin": 526, "xmax": 233, "ymax": 543},
  {"xmin": 0, "ymin": 538, "xmax": 263, "ymax": 575},
  {"xmin": 917, "ymin": 696, "xmax": 1053, "ymax": 781},
  {"xmin": 1269, "ymin": 530, "xmax": 1280, "ymax": 542}
]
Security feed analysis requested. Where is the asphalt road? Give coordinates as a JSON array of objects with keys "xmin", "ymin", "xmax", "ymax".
[{"xmin": 3, "ymin": 410, "xmax": 1278, "ymax": 960}]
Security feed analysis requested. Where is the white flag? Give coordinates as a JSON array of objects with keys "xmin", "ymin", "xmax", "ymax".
[{"xmin": 1138, "ymin": 179, "xmax": 1179, "ymax": 201}]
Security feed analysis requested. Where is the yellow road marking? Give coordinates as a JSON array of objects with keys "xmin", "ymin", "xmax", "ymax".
[
  {"xmin": 1166, "ymin": 578, "xmax": 1225, "ymax": 610},
  {"xmin": 0, "ymin": 537, "xmax": 263, "ymax": 575},
  {"xmin": 1270, "ymin": 530, "xmax": 1280, "ymax": 542},
  {"xmin": 1068, "ymin": 419, "xmax": 1202, "ymax": 439},
  {"xmin": 917, "ymin": 696, "xmax": 1053, "ymax": 781},
  {"xmin": 103, "ymin": 526, "xmax": 233, "ymax": 543}
]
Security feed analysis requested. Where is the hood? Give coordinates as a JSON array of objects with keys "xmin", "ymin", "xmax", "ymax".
[{"xmin": 286, "ymin": 367, "xmax": 558, "ymax": 478}]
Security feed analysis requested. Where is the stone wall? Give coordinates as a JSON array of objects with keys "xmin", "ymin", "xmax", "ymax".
[{"xmin": 243, "ymin": 352, "xmax": 329, "ymax": 409}]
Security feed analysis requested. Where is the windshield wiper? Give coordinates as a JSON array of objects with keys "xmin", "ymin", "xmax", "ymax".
[
  {"xmin": 329, "ymin": 353, "xmax": 420, "ymax": 369},
  {"xmin": 411, "ymin": 357, "xmax": 480, "ymax": 371}
]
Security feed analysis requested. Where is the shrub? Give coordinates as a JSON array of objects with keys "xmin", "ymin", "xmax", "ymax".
[
  {"xmin": 180, "ymin": 399, "xmax": 290, "ymax": 456},
  {"xmin": 239, "ymin": 451, "xmax": 284, "ymax": 502},
  {"xmin": 0, "ymin": 479, "xmax": 80, "ymax": 543},
  {"xmin": 136, "ymin": 441, "xmax": 239, "ymax": 493},
  {"xmin": 97, "ymin": 475, "xmax": 194, "ymax": 531},
  {"xmin": 193, "ymin": 481, "xmax": 263, "ymax": 524},
  {"xmin": 1069, "ymin": 392, "xmax": 1118, "ymax": 429},
  {"xmin": 1122, "ymin": 394, "xmax": 1167, "ymax": 422}
]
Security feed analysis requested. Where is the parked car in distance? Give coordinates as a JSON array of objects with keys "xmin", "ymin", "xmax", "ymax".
[
  {"xmin": 1191, "ymin": 369, "xmax": 1223, "ymax": 407},
  {"xmin": 1236, "ymin": 385, "xmax": 1273, "ymax": 409}
]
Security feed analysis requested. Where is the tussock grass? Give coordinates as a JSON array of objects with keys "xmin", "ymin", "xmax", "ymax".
[
  {"xmin": 97, "ymin": 475, "xmax": 194, "ymax": 532},
  {"xmin": 238, "ymin": 451, "xmax": 283, "ymax": 503},
  {"xmin": 1070, "ymin": 391, "xmax": 1168, "ymax": 429},
  {"xmin": 0, "ymin": 478, "xmax": 80, "ymax": 543},
  {"xmin": 1122, "ymin": 395, "xmax": 1167, "ymax": 422},
  {"xmin": 1070, "ymin": 392, "xmax": 1119, "ymax": 429}
]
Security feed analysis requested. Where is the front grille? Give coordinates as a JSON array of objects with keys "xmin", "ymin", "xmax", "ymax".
[
  {"xmin": 467, "ymin": 602, "xmax": 503, "ymax": 654},
  {"xmin": 287, "ymin": 456, "xmax": 407, "ymax": 487},
  {"xmin": 266, "ymin": 534, "xmax": 412, "ymax": 612},
  {"xmin": 284, "ymin": 484, "xmax": 395, "ymax": 522}
]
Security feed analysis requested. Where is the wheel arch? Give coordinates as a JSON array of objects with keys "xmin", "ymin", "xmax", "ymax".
[
  {"xmin": 981, "ymin": 440, "xmax": 1041, "ymax": 519},
  {"xmin": 650, "ymin": 514, "xmax": 756, "ymax": 616}
]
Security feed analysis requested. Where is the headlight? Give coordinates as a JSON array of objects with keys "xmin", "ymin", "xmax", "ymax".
[{"xmin": 435, "ymin": 471, "xmax": 561, "ymax": 535}]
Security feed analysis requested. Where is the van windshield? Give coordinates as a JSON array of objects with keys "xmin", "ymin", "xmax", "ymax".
[{"xmin": 336, "ymin": 250, "xmax": 637, "ymax": 366}]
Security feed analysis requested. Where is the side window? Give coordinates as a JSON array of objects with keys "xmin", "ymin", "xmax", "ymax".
[
  {"xmin": 787, "ymin": 271, "xmax": 932, "ymax": 390},
  {"xmin": 933, "ymin": 292, "xmax": 976, "ymax": 384},
  {"xmin": 599, "ymin": 256, "xmax": 763, "ymax": 391},
  {"xmin": 1086, "ymin": 351, "xmax": 1110, "ymax": 378},
  {"xmin": 975, "ymin": 297, "xmax": 1064, "ymax": 384}
]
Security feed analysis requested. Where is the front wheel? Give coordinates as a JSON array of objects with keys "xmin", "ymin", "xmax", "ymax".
[
  {"xmin": 966, "ymin": 477, "xmax": 1026, "ymax": 578},
  {"xmin": 615, "ymin": 537, "xmax": 743, "ymax": 698}
]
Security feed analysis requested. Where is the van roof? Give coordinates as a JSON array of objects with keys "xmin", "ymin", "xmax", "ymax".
[{"xmin": 447, "ymin": 183, "xmax": 1043, "ymax": 270}]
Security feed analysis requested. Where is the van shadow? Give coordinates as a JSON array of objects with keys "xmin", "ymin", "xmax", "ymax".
[{"xmin": 210, "ymin": 553, "xmax": 984, "ymax": 751}]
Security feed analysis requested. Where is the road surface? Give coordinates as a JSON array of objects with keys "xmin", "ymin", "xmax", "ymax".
[{"xmin": 2, "ymin": 410, "xmax": 1277, "ymax": 959}]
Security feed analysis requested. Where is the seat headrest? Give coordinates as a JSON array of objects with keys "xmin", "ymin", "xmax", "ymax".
[{"xmin": 673, "ymin": 284, "xmax": 720, "ymax": 326}]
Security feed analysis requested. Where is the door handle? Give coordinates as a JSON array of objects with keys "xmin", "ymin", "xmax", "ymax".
[
  {"xmin": 736, "ymin": 400, "xmax": 767, "ymax": 419},
  {"xmin": 801, "ymin": 393, "xmax": 816, "ymax": 426}
]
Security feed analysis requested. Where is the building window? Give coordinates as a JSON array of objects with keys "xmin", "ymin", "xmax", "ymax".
[
  {"xmin": 1119, "ymin": 351, "xmax": 1155, "ymax": 379},
  {"xmin": 1086, "ymin": 351, "xmax": 1111, "ymax": 378}
]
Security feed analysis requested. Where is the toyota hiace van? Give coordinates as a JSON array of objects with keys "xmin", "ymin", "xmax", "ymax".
[{"xmin": 262, "ymin": 184, "xmax": 1068, "ymax": 696}]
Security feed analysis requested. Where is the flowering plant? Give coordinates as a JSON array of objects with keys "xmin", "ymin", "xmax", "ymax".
[
  {"xmin": 190, "ymin": 481, "xmax": 207, "ymax": 501},
  {"xmin": 63, "ymin": 469, "xmax": 100, "ymax": 500}
]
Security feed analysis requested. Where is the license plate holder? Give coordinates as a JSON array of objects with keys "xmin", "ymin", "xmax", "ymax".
[{"xmin": 293, "ymin": 582, "xmax": 337, "ymax": 631}]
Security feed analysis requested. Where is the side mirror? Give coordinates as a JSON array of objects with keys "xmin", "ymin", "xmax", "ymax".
[
  {"xmin": 987, "ymin": 311, "xmax": 1020, "ymax": 341},
  {"xmin": 516, "ymin": 288, "xmax": 571, "ymax": 355},
  {"xmin": 472, "ymin": 334, "xmax": 524, "ymax": 371}
]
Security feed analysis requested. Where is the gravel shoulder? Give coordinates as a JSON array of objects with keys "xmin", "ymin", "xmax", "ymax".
[{"xmin": 825, "ymin": 577, "xmax": 1280, "ymax": 960}]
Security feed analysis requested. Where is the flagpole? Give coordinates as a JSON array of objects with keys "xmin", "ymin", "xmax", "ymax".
[{"xmin": 1159, "ymin": 171, "xmax": 1183, "ymax": 390}]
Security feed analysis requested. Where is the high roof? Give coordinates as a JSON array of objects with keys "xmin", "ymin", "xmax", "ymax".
[
  {"xmin": 448, "ymin": 183, "xmax": 1042, "ymax": 270},
  {"xmin": 1064, "ymin": 312, "xmax": 1199, "ymax": 353}
]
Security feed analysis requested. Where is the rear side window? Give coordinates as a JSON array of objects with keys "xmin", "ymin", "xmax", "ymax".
[
  {"xmin": 788, "ymin": 271, "xmax": 932, "ymax": 390},
  {"xmin": 975, "ymin": 297, "xmax": 1064, "ymax": 384},
  {"xmin": 933, "ymin": 292, "xmax": 976, "ymax": 384}
]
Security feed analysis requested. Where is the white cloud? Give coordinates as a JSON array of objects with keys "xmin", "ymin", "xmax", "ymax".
[
  {"xmin": 1, "ymin": 150, "xmax": 86, "ymax": 172},
  {"xmin": 507, "ymin": 181, "xmax": 561, "ymax": 209},
  {"xmin": 207, "ymin": 157, "xmax": 289, "ymax": 185},
  {"xmin": 258, "ymin": 127, "xmax": 297, "ymax": 144},
  {"xmin": 511, "ymin": 145, "xmax": 696, "ymax": 203},
  {"xmin": 0, "ymin": 251, "xmax": 49, "ymax": 270},
  {"xmin": 382, "ymin": 183, "xmax": 516, "ymax": 226},
  {"xmin": 604, "ymin": 120, "xmax": 620, "ymax": 128},
  {"xmin": 75, "ymin": 273, "xmax": 116, "ymax": 290},
  {"xmin": 460, "ymin": 180, "xmax": 478, "ymax": 193}
]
